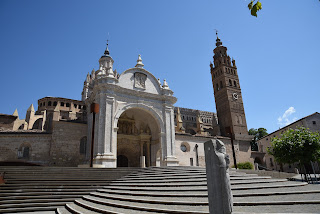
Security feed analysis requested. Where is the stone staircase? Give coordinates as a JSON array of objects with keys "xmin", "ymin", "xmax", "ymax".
[
  {"xmin": 0, "ymin": 166, "xmax": 138, "ymax": 213},
  {"xmin": 1, "ymin": 166, "xmax": 320, "ymax": 213}
]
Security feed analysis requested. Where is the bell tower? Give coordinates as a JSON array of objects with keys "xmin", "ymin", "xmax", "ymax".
[{"xmin": 210, "ymin": 34, "xmax": 248, "ymax": 137}]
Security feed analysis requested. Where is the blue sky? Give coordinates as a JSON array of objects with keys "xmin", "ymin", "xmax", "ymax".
[{"xmin": 0, "ymin": 0, "xmax": 319, "ymax": 134}]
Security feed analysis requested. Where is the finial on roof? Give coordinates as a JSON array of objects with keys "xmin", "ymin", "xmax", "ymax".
[
  {"xmin": 162, "ymin": 79, "xmax": 170, "ymax": 89},
  {"xmin": 104, "ymin": 40, "xmax": 110, "ymax": 56},
  {"xmin": 27, "ymin": 104, "xmax": 35, "ymax": 112},
  {"xmin": 135, "ymin": 54, "xmax": 144, "ymax": 68},
  {"xmin": 13, "ymin": 109, "xmax": 19, "ymax": 118},
  {"xmin": 215, "ymin": 29, "xmax": 222, "ymax": 47}
]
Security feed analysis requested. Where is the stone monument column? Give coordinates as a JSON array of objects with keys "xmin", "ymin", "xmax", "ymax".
[{"xmin": 204, "ymin": 138, "xmax": 233, "ymax": 214}]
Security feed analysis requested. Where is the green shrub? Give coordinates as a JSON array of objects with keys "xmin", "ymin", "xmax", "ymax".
[{"xmin": 234, "ymin": 162, "xmax": 253, "ymax": 169}]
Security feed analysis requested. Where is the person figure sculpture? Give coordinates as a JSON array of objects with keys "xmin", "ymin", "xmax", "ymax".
[{"xmin": 204, "ymin": 138, "xmax": 233, "ymax": 214}]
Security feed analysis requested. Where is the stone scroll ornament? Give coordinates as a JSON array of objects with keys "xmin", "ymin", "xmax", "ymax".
[
  {"xmin": 204, "ymin": 138, "xmax": 233, "ymax": 214},
  {"xmin": 134, "ymin": 72, "xmax": 147, "ymax": 89}
]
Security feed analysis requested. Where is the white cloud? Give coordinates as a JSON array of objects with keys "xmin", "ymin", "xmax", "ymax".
[{"xmin": 278, "ymin": 107, "xmax": 297, "ymax": 127}]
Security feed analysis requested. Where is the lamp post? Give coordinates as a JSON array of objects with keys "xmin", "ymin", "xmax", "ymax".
[{"xmin": 225, "ymin": 126, "xmax": 237, "ymax": 169}]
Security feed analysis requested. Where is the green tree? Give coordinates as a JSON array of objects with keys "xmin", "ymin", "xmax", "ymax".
[
  {"xmin": 267, "ymin": 127, "xmax": 320, "ymax": 179},
  {"xmin": 249, "ymin": 128, "xmax": 268, "ymax": 151}
]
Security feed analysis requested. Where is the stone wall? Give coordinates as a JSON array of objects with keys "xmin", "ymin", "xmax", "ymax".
[
  {"xmin": 175, "ymin": 134, "xmax": 253, "ymax": 167},
  {"xmin": 50, "ymin": 121, "xmax": 88, "ymax": 166},
  {"xmin": 0, "ymin": 132, "xmax": 52, "ymax": 165},
  {"xmin": 0, "ymin": 121, "xmax": 88, "ymax": 167}
]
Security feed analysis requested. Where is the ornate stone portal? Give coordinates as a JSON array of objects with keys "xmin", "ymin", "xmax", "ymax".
[{"xmin": 83, "ymin": 46, "xmax": 178, "ymax": 168}]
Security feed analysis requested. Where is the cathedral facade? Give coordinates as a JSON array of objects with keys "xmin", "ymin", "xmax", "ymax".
[{"xmin": 0, "ymin": 37, "xmax": 253, "ymax": 168}]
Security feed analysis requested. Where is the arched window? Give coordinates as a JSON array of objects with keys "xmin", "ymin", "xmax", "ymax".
[
  {"xmin": 18, "ymin": 144, "xmax": 31, "ymax": 159},
  {"xmin": 48, "ymin": 101, "xmax": 52, "ymax": 106},
  {"xmin": 40, "ymin": 103, "xmax": 42, "ymax": 107},
  {"xmin": 74, "ymin": 104, "xmax": 77, "ymax": 108},
  {"xmin": 220, "ymin": 81, "xmax": 223, "ymax": 89},
  {"xmin": 61, "ymin": 102, "xmax": 64, "ymax": 107},
  {"xmin": 53, "ymin": 101, "xmax": 57, "ymax": 106},
  {"xmin": 229, "ymin": 79, "xmax": 232, "ymax": 86},
  {"xmin": 234, "ymin": 81, "xmax": 237, "ymax": 87},
  {"xmin": 80, "ymin": 137, "xmax": 87, "ymax": 154},
  {"xmin": 66, "ymin": 103, "xmax": 70, "ymax": 107}
]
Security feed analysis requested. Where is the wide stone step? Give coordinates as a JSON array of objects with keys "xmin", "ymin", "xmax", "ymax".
[
  {"xmin": 79, "ymin": 195, "xmax": 209, "ymax": 213},
  {"xmin": 0, "ymin": 193, "xmax": 89, "ymax": 200},
  {"xmin": 56, "ymin": 206, "xmax": 72, "ymax": 214},
  {"xmin": 0, "ymin": 202, "xmax": 68, "ymax": 213},
  {"xmin": 89, "ymin": 191, "xmax": 208, "ymax": 205},
  {"xmin": 118, "ymin": 176, "xmax": 272, "ymax": 182},
  {"xmin": 104, "ymin": 181, "xmax": 307, "ymax": 191},
  {"xmin": 85, "ymin": 191, "xmax": 320, "ymax": 207},
  {"xmin": 0, "ymin": 187, "xmax": 99, "ymax": 194},
  {"xmin": 69, "ymin": 199, "xmax": 159, "ymax": 214},
  {"xmin": 0, "ymin": 184, "xmax": 110, "ymax": 189},
  {"xmin": 110, "ymin": 179, "xmax": 286, "ymax": 186},
  {"xmin": 97, "ymin": 188, "xmax": 208, "ymax": 197},
  {"xmin": 235, "ymin": 193, "xmax": 320, "ymax": 203},
  {"xmin": 97, "ymin": 187, "xmax": 320, "ymax": 198},
  {"xmin": 232, "ymin": 204, "xmax": 320, "ymax": 213},
  {"xmin": 0, "ymin": 197, "xmax": 80, "ymax": 206},
  {"xmin": 0, "ymin": 190, "xmax": 92, "ymax": 197}
]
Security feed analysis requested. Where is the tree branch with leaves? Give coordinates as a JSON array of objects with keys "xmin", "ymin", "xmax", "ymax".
[{"xmin": 248, "ymin": 0, "xmax": 262, "ymax": 17}]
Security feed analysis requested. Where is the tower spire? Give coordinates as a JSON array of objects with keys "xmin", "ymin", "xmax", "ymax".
[
  {"xmin": 104, "ymin": 40, "xmax": 110, "ymax": 56},
  {"xmin": 215, "ymin": 29, "xmax": 222, "ymax": 47}
]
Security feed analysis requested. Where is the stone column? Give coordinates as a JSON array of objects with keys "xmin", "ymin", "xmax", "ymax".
[
  {"xmin": 147, "ymin": 142, "xmax": 151, "ymax": 167},
  {"xmin": 163, "ymin": 105, "xmax": 179, "ymax": 166},
  {"xmin": 140, "ymin": 141, "xmax": 145, "ymax": 168},
  {"xmin": 93, "ymin": 93, "xmax": 116, "ymax": 168}
]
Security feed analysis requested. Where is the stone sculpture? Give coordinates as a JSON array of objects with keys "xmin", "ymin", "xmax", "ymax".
[{"xmin": 204, "ymin": 138, "xmax": 233, "ymax": 214}]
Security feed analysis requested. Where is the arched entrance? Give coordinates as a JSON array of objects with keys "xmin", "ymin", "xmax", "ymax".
[
  {"xmin": 116, "ymin": 108, "xmax": 161, "ymax": 167},
  {"xmin": 117, "ymin": 155, "xmax": 129, "ymax": 167}
]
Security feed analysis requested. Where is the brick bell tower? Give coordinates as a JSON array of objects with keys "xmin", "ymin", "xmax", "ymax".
[{"xmin": 210, "ymin": 33, "xmax": 249, "ymax": 138}]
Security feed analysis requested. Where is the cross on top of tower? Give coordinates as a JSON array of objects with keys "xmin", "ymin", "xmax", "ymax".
[
  {"xmin": 215, "ymin": 30, "xmax": 222, "ymax": 47},
  {"xmin": 104, "ymin": 39, "xmax": 110, "ymax": 56}
]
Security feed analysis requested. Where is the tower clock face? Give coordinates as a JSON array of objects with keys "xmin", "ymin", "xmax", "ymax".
[{"xmin": 232, "ymin": 93, "xmax": 238, "ymax": 100}]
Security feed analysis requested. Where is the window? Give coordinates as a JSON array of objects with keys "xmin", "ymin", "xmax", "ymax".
[
  {"xmin": 53, "ymin": 101, "xmax": 57, "ymax": 106},
  {"xmin": 312, "ymin": 121, "xmax": 316, "ymax": 125},
  {"xmin": 74, "ymin": 104, "xmax": 77, "ymax": 108},
  {"xmin": 66, "ymin": 103, "xmax": 70, "ymax": 107},
  {"xmin": 181, "ymin": 145, "xmax": 187, "ymax": 152},
  {"xmin": 266, "ymin": 138, "xmax": 268, "ymax": 141},
  {"xmin": 229, "ymin": 79, "xmax": 232, "ymax": 86},
  {"xmin": 234, "ymin": 81, "xmax": 237, "ymax": 87},
  {"xmin": 40, "ymin": 103, "xmax": 42, "ymax": 107},
  {"xmin": 78, "ymin": 105, "xmax": 81, "ymax": 109},
  {"xmin": 220, "ymin": 81, "xmax": 223, "ymax": 89},
  {"xmin": 18, "ymin": 145, "xmax": 30, "ymax": 159},
  {"xmin": 48, "ymin": 101, "xmax": 52, "ymax": 106},
  {"xmin": 180, "ymin": 142, "xmax": 190, "ymax": 152},
  {"xmin": 61, "ymin": 102, "xmax": 64, "ymax": 107}
]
